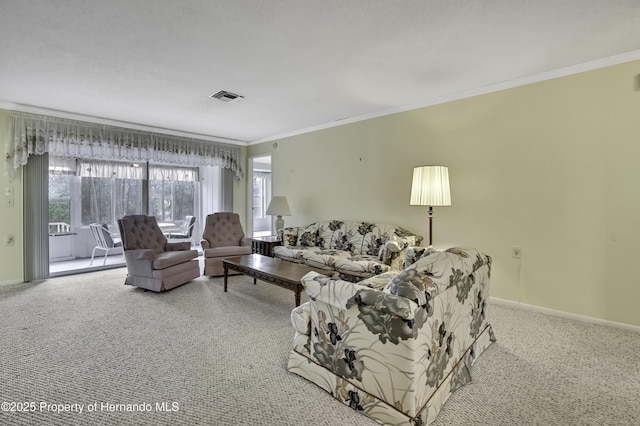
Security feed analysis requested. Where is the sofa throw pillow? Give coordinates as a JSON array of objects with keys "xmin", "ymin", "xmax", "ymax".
[
  {"xmin": 297, "ymin": 223, "xmax": 318, "ymax": 247},
  {"xmin": 317, "ymin": 220, "xmax": 348, "ymax": 250},
  {"xmin": 281, "ymin": 227, "xmax": 299, "ymax": 246},
  {"xmin": 403, "ymin": 246, "xmax": 430, "ymax": 267},
  {"xmin": 345, "ymin": 222, "xmax": 381, "ymax": 255}
]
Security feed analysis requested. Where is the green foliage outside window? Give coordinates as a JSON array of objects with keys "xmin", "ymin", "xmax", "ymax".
[
  {"xmin": 49, "ymin": 174, "xmax": 72, "ymax": 224},
  {"xmin": 149, "ymin": 180, "xmax": 195, "ymax": 221},
  {"xmin": 49, "ymin": 200, "xmax": 71, "ymax": 224}
]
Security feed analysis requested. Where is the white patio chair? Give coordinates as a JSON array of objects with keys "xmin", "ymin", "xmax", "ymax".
[{"xmin": 89, "ymin": 223, "xmax": 123, "ymax": 265}]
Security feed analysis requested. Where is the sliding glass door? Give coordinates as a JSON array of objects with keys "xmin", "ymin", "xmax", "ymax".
[{"xmin": 46, "ymin": 157, "xmax": 203, "ymax": 277}]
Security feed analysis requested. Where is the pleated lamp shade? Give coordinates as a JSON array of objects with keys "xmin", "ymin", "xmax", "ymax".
[{"xmin": 410, "ymin": 166, "xmax": 451, "ymax": 207}]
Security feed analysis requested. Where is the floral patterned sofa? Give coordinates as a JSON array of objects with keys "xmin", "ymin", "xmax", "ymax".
[
  {"xmin": 287, "ymin": 247, "xmax": 495, "ymax": 426},
  {"xmin": 273, "ymin": 220, "xmax": 423, "ymax": 282}
]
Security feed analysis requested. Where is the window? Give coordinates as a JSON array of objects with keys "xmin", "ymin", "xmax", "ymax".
[
  {"xmin": 49, "ymin": 174, "xmax": 72, "ymax": 225},
  {"xmin": 148, "ymin": 165, "xmax": 198, "ymax": 221},
  {"xmin": 49, "ymin": 157, "xmax": 200, "ymax": 226},
  {"xmin": 77, "ymin": 159, "xmax": 145, "ymax": 225},
  {"xmin": 80, "ymin": 177, "xmax": 143, "ymax": 225}
]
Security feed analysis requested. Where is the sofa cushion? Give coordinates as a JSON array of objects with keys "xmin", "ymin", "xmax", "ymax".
[
  {"xmin": 277, "ymin": 220, "xmax": 423, "ymax": 281},
  {"xmin": 333, "ymin": 255, "xmax": 391, "ymax": 279},
  {"xmin": 273, "ymin": 246, "xmax": 324, "ymax": 263},
  {"xmin": 403, "ymin": 246, "xmax": 431, "ymax": 267},
  {"xmin": 343, "ymin": 222, "xmax": 380, "ymax": 255},
  {"xmin": 302, "ymin": 249, "xmax": 352, "ymax": 271},
  {"xmin": 297, "ymin": 222, "xmax": 319, "ymax": 244},
  {"xmin": 281, "ymin": 227, "xmax": 299, "ymax": 246},
  {"xmin": 317, "ymin": 220, "xmax": 349, "ymax": 250}
]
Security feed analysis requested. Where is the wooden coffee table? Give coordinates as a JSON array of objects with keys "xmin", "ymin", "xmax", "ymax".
[{"xmin": 222, "ymin": 254, "xmax": 330, "ymax": 306}]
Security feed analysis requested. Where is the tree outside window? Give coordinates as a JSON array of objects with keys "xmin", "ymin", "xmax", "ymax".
[
  {"xmin": 149, "ymin": 179, "xmax": 195, "ymax": 221},
  {"xmin": 49, "ymin": 174, "xmax": 71, "ymax": 224}
]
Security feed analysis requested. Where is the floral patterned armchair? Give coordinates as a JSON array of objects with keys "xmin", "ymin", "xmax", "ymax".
[{"xmin": 288, "ymin": 247, "xmax": 495, "ymax": 426}]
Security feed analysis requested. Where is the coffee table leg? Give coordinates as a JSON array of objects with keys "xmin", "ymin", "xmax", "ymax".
[
  {"xmin": 295, "ymin": 288, "xmax": 301, "ymax": 307},
  {"xmin": 223, "ymin": 264, "xmax": 228, "ymax": 292},
  {"xmin": 253, "ymin": 277, "xmax": 257, "ymax": 285}
]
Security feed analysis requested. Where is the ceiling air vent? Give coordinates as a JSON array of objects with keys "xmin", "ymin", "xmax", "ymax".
[{"xmin": 209, "ymin": 90, "xmax": 244, "ymax": 103}]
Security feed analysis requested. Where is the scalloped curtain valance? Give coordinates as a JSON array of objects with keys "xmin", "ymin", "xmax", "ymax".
[{"xmin": 6, "ymin": 112, "xmax": 244, "ymax": 181}]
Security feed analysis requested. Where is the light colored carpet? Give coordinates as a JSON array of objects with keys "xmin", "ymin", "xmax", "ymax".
[{"xmin": 0, "ymin": 268, "xmax": 638, "ymax": 426}]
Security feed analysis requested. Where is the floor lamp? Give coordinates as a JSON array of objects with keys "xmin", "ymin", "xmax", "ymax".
[{"xmin": 409, "ymin": 165, "xmax": 451, "ymax": 246}]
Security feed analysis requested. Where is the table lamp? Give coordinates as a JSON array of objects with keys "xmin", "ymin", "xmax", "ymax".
[{"xmin": 266, "ymin": 196, "xmax": 291, "ymax": 236}]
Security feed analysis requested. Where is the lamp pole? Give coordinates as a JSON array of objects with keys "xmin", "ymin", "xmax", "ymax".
[{"xmin": 428, "ymin": 206, "xmax": 434, "ymax": 246}]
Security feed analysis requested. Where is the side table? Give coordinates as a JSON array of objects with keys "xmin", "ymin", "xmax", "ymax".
[{"xmin": 250, "ymin": 235, "xmax": 282, "ymax": 257}]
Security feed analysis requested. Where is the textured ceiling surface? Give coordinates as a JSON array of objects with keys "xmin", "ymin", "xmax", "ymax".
[{"xmin": 1, "ymin": 0, "xmax": 640, "ymax": 144}]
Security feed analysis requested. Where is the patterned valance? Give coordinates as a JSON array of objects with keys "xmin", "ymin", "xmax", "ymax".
[{"xmin": 6, "ymin": 112, "xmax": 244, "ymax": 181}]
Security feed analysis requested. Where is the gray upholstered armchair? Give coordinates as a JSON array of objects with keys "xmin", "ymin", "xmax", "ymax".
[
  {"xmin": 201, "ymin": 212, "xmax": 252, "ymax": 276},
  {"xmin": 117, "ymin": 215, "xmax": 201, "ymax": 292}
]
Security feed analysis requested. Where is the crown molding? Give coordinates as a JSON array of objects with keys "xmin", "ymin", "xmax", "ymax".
[{"xmin": 250, "ymin": 49, "xmax": 640, "ymax": 145}]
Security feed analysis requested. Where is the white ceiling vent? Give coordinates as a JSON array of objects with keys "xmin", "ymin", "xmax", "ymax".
[{"xmin": 210, "ymin": 90, "xmax": 244, "ymax": 103}]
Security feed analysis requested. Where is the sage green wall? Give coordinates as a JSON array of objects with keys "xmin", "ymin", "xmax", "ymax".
[
  {"xmin": 0, "ymin": 109, "xmax": 24, "ymax": 284},
  {"xmin": 248, "ymin": 60, "xmax": 640, "ymax": 328}
]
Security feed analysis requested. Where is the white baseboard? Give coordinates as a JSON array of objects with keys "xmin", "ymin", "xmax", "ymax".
[
  {"xmin": 490, "ymin": 297, "xmax": 640, "ymax": 334},
  {"xmin": 0, "ymin": 279, "xmax": 24, "ymax": 286}
]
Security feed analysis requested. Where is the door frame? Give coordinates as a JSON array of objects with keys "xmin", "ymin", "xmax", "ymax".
[{"xmin": 247, "ymin": 154, "xmax": 272, "ymax": 237}]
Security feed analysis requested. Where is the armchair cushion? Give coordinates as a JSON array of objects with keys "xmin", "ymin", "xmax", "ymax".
[
  {"xmin": 204, "ymin": 246, "xmax": 254, "ymax": 258},
  {"xmin": 154, "ymin": 250, "xmax": 198, "ymax": 270}
]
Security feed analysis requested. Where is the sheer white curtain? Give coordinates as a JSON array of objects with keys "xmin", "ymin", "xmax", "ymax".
[
  {"xmin": 149, "ymin": 164, "xmax": 198, "ymax": 182},
  {"xmin": 76, "ymin": 159, "xmax": 146, "ymax": 180},
  {"xmin": 7, "ymin": 112, "xmax": 243, "ymax": 180}
]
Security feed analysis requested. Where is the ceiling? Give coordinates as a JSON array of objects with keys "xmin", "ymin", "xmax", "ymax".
[{"xmin": 1, "ymin": 1, "xmax": 640, "ymax": 145}]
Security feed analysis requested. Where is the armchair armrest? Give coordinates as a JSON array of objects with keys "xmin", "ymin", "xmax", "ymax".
[
  {"xmin": 123, "ymin": 249, "xmax": 157, "ymax": 277},
  {"xmin": 201, "ymin": 239, "xmax": 211, "ymax": 250},
  {"xmin": 165, "ymin": 241, "xmax": 192, "ymax": 251},
  {"xmin": 302, "ymin": 272, "xmax": 367, "ymax": 310},
  {"xmin": 132, "ymin": 249, "xmax": 156, "ymax": 261}
]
